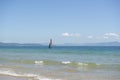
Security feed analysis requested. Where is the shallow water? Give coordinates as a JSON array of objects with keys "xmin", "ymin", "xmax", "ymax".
[{"xmin": 0, "ymin": 46, "xmax": 120, "ymax": 80}]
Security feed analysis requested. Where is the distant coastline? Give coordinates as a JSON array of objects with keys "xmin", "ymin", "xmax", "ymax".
[
  {"xmin": 0, "ymin": 42, "xmax": 43, "ymax": 47},
  {"xmin": 62, "ymin": 41, "xmax": 120, "ymax": 46},
  {"xmin": 0, "ymin": 41, "xmax": 120, "ymax": 46}
]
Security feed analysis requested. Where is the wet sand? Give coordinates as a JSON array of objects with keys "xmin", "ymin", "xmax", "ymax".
[{"xmin": 0, "ymin": 75, "xmax": 29, "ymax": 80}]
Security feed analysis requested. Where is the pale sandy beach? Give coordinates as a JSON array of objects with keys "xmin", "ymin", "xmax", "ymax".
[{"xmin": 0, "ymin": 75, "xmax": 28, "ymax": 80}]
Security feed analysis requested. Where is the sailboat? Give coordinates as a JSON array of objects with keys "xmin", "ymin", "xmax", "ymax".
[{"xmin": 49, "ymin": 39, "xmax": 52, "ymax": 48}]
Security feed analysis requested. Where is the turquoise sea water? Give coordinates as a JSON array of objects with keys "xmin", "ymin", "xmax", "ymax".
[{"xmin": 0, "ymin": 46, "xmax": 120, "ymax": 80}]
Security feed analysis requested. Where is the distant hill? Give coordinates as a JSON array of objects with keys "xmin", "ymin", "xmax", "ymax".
[
  {"xmin": 0, "ymin": 42, "xmax": 42, "ymax": 46},
  {"xmin": 81, "ymin": 41, "xmax": 120, "ymax": 46},
  {"xmin": 63, "ymin": 41, "xmax": 120, "ymax": 46},
  {"xmin": 0, "ymin": 41, "xmax": 120, "ymax": 46}
]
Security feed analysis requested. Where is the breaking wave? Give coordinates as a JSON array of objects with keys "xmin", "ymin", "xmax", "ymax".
[
  {"xmin": 0, "ymin": 69, "xmax": 62, "ymax": 80},
  {"xmin": 34, "ymin": 60, "xmax": 120, "ymax": 70},
  {"xmin": 34, "ymin": 60, "xmax": 102, "ymax": 68}
]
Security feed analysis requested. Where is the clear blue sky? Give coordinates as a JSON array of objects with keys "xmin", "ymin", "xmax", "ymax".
[{"xmin": 0, "ymin": 0, "xmax": 120, "ymax": 44}]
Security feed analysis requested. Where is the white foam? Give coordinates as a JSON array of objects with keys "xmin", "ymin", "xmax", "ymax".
[
  {"xmin": 0, "ymin": 70, "xmax": 62, "ymax": 80},
  {"xmin": 35, "ymin": 61, "xmax": 44, "ymax": 65},
  {"xmin": 0, "ymin": 70, "xmax": 38, "ymax": 77},
  {"xmin": 78, "ymin": 62, "xmax": 88, "ymax": 66},
  {"xmin": 96, "ymin": 63, "xmax": 101, "ymax": 66},
  {"xmin": 62, "ymin": 61, "xmax": 71, "ymax": 64}
]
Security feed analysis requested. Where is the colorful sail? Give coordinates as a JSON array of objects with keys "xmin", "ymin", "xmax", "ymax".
[{"xmin": 49, "ymin": 39, "xmax": 52, "ymax": 48}]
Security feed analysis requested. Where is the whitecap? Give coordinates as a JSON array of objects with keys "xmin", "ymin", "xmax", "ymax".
[
  {"xmin": 78, "ymin": 62, "xmax": 88, "ymax": 66},
  {"xmin": 35, "ymin": 61, "xmax": 44, "ymax": 65},
  {"xmin": 62, "ymin": 61, "xmax": 71, "ymax": 64},
  {"xmin": 96, "ymin": 63, "xmax": 101, "ymax": 66}
]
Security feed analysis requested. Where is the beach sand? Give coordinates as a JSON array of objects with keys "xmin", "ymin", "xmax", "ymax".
[{"xmin": 0, "ymin": 75, "xmax": 30, "ymax": 80}]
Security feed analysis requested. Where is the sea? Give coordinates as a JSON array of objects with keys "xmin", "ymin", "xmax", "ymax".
[{"xmin": 0, "ymin": 46, "xmax": 120, "ymax": 80}]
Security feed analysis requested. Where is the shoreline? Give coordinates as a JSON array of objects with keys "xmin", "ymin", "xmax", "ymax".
[{"xmin": 0, "ymin": 75, "xmax": 28, "ymax": 80}]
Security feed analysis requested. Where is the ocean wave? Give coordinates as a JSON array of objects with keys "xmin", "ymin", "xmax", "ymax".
[
  {"xmin": 0, "ymin": 58, "xmax": 105, "ymax": 68},
  {"xmin": 61, "ymin": 61, "xmax": 71, "ymax": 64},
  {"xmin": 27, "ymin": 60, "xmax": 120, "ymax": 70},
  {"xmin": 34, "ymin": 60, "xmax": 72, "ymax": 65},
  {"xmin": 34, "ymin": 60, "xmax": 102, "ymax": 68},
  {"xmin": 0, "ymin": 69, "xmax": 62, "ymax": 80},
  {"xmin": 2, "ymin": 58, "xmax": 120, "ymax": 70},
  {"xmin": 35, "ymin": 61, "xmax": 44, "ymax": 65},
  {"xmin": 78, "ymin": 62, "xmax": 88, "ymax": 66}
]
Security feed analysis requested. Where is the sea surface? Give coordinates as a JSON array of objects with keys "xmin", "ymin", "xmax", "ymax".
[{"xmin": 0, "ymin": 46, "xmax": 120, "ymax": 80}]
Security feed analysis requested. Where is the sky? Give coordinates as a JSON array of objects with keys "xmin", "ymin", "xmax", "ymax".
[{"xmin": 0, "ymin": 0, "xmax": 120, "ymax": 44}]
